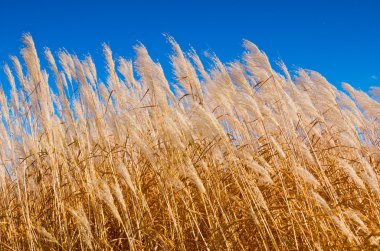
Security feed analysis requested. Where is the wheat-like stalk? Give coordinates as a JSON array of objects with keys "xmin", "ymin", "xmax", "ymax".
[{"xmin": 0, "ymin": 34, "xmax": 379, "ymax": 250}]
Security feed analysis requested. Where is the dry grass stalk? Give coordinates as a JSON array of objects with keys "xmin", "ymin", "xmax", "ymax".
[{"xmin": 0, "ymin": 34, "xmax": 379, "ymax": 250}]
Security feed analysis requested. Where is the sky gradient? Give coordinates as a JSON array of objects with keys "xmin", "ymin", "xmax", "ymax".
[{"xmin": 0, "ymin": 0, "xmax": 379, "ymax": 92}]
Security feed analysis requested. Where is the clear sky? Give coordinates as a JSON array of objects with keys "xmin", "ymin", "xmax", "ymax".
[{"xmin": 0, "ymin": 0, "xmax": 379, "ymax": 92}]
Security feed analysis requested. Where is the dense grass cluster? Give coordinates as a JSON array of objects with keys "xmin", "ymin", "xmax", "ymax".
[{"xmin": 0, "ymin": 35, "xmax": 379, "ymax": 250}]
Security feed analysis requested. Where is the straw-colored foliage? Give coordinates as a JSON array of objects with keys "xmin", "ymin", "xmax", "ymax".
[{"xmin": 0, "ymin": 34, "xmax": 379, "ymax": 250}]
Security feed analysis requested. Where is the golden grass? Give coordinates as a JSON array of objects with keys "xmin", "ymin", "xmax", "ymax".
[{"xmin": 0, "ymin": 34, "xmax": 379, "ymax": 250}]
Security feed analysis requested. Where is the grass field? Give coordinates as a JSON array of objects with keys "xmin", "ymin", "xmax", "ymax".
[{"xmin": 0, "ymin": 34, "xmax": 379, "ymax": 250}]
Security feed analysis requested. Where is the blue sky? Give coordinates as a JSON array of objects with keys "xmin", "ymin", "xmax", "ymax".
[{"xmin": 0, "ymin": 0, "xmax": 379, "ymax": 92}]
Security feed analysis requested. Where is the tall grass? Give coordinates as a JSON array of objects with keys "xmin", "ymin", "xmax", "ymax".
[{"xmin": 0, "ymin": 34, "xmax": 379, "ymax": 250}]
